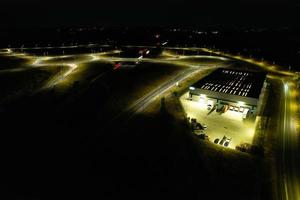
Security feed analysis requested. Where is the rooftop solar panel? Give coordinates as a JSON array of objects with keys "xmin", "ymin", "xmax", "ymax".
[{"xmin": 192, "ymin": 68, "xmax": 266, "ymax": 99}]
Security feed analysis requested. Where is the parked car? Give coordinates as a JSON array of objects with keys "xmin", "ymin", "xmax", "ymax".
[
  {"xmin": 199, "ymin": 134, "xmax": 209, "ymax": 141},
  {"xmin": 214, "ymin": 138, "xmax": 220, "ymax": 144},
  {"xmin": 219, "ymin": 136, "xmax": 227, "ymax": 145},
  {"xmin": 224, "ymin": 141, "xmax": 230, "ymax": 147},
  {"xmin": 207, "ymin": 104, "xmax": 212, "ymax": 110},
  {"xmin": 194, "ymin": 130, "xmax": 204, "ymax": 135}
]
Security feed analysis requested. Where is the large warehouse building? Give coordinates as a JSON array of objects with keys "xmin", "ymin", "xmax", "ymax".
[{"xmin": 189, "ymin": 68, "xmax": 266, "ymax": 118}]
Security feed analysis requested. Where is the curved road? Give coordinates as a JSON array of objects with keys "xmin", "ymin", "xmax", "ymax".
[{"xmin": 115, "ymin": 65, "xmax": 217, "ymax": 122}]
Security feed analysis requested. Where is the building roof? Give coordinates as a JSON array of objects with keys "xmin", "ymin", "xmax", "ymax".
[{"xmin": 192, "ymin": 68, "xmax": 266, "ymax": 99}]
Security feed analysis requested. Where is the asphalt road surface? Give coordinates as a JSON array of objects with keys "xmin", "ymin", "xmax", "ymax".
[
  {"xmin": 115, "ymin": 65, "xmax": 213, "ymax": 122},
  {"xmin": 276, "ymin": 79, "xmax": 300, "ymax": 200}
]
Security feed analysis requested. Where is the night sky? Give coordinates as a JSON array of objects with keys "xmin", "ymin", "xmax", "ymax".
[{"xmin": 0, "ymin": 0, "xmax": 299, "ymax": 28}]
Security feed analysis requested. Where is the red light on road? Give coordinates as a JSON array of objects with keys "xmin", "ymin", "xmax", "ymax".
[{"xmin": 114, "ymin": 62, "xmax": 122, "ymax": 70}]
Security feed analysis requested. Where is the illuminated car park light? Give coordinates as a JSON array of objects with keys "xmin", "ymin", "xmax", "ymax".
[
  {"xmin": 200, "ymin": 94, "xmax": 207, "ymax": 98},
  {"xmin": 237, "ymin": 101, "xmax": 245, "ymax": 106},
  {"xmin": 284, "ymin": 83, "xmax": 289, "ymax": 92}
]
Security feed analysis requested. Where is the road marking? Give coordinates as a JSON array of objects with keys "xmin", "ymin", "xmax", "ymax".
[{"xmin": 282, "ymin": 80, "xmax": 289, "ymax": 200}]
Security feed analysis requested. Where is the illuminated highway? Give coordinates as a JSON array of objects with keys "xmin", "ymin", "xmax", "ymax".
[
  {"xmin": 115, "ymin": 64, "xmax": 224, "ymax": 121},
  {"xmin": 276, "ymin": 80, "xmax": 300, "ymax": 200}
]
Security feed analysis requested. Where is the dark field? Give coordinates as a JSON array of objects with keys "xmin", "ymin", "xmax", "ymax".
[
  {"xmin": 2, "ymin": 56, "xmax": 191, "ymax": 199},
  {"xmin": 0, "ymin": 55, "xmax": 31, "ymax": 70},
  {"xmin": 0, "ymin": 66, "xmax": 62, "ymax": 104}
]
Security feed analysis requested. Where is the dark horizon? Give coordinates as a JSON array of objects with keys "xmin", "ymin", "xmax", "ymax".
[{"xmin": 1, "ymin": 1, "xmax": 300, "ymax": 29}]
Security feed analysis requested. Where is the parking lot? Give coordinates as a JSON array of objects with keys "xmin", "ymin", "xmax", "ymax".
[{"xmin": 180, "ymin": 92, "xmax": 256, "ymax": 149}]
